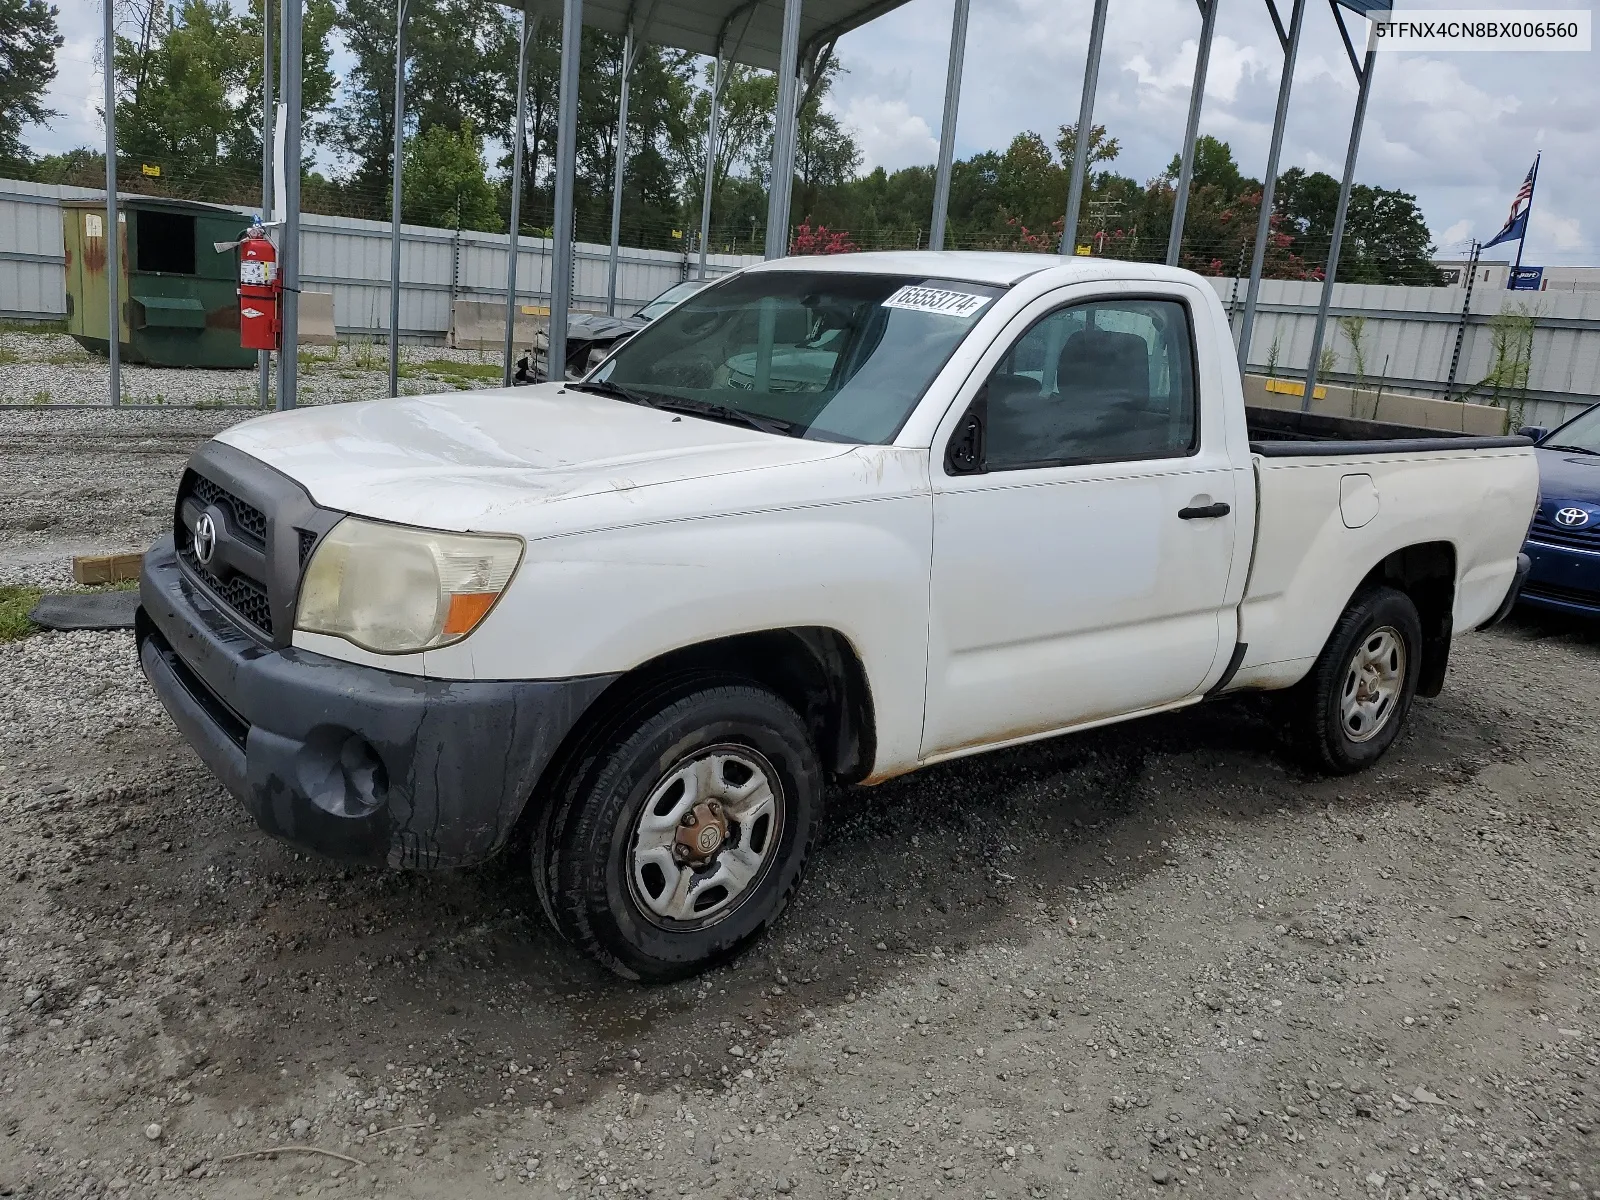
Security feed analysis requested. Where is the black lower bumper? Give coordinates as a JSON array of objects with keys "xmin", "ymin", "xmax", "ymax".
[
  {"xmin": 1475, "ymin": 551, "xmax": 1532, "ymax": 631},
  {"xmin": 138, "ymin": 536, "xmax": 616, "ymax": 869}
]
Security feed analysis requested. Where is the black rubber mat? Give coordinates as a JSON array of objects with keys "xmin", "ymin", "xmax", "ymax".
[{"xmin": 29, "ymin": 590, "xmax": 139, "ymax": 631}]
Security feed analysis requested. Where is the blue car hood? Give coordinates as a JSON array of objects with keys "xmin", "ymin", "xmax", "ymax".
[
  {"xmin": 1535, "ymin": 446, "xmax": 1600, "ymax": 505},
  {"xmin": 1534, "ymin": 447, "xmax": 1600, "ymax": 532}
]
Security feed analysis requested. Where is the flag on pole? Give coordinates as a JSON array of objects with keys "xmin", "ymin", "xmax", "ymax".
[{"xmin": 1482, "ymin": 155, "xmax": 1539, "ymax": 249}]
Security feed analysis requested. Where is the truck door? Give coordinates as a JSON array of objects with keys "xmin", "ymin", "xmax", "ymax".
[{"xmin": 921, "ymin": 287, "xmax": 1240, "ymax": 759}]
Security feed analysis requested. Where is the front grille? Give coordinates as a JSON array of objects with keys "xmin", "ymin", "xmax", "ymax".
[
  {"xmin": 189, "ymin": 474, "xmax": 268, "ymax": 549},
  {"xmin": 1529, "ymin": 517, "xmax": 1600, "ymax": 552},
  {"xmin": 1523, "ymin": 581, "xmax": 1600, "ymax": 607},
  {"xmin": 178, "ymin": 544, "xmax": 274, "ymax": 636}
]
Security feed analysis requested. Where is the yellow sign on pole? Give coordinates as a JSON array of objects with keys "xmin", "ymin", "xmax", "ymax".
[
  {"xmin": 1074, "ymin": 244, "xmax": 1092, "ymax": 256},
  {"xmin": 141, "ymin": 163, "xmax": 162, "ymax": 178},
  {"xmin": 670, "ymin": 229, "xmax": 683, "ymax": 240}
]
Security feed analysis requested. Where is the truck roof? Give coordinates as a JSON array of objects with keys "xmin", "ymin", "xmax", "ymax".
[{"xmin": 744, "ymin": 251, "xmax": 1200, "ymax": 288}]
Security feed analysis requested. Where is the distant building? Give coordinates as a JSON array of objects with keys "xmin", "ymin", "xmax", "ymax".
[{"xmin": 1434, "ymin": 258, "xmax": 1600, "ymax": 292}]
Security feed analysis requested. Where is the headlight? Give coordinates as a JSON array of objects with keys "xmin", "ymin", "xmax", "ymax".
[{"xmin": 296, "ymin": 518, "xmax": 523, "ymax": 654}]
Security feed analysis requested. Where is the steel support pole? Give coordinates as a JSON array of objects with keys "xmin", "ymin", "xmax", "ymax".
[
  {"xmin": 102, "ymin": 0, "xmax": 120, "ymax": 407},
  {"xmin": 1167, "ymin": 0, "xmax": 1217, "ymax": 266},
  {"xmin": 259, "ymin": 0, "xmax": 274, "ymax": 407},
  {"xmin": 696, "ymin": 55, "xmax": 725, "ymax": 280},
  {"xmin": 764, "ymin": 0, "xmax": 803, "ymax": 259},
  {"xmin": 928, "ymin": 0, "xmax": 970, "ymax": 252},
  {"xmin": 278, "ymin": 0, "xmax": 302, "ymax": 410},
  {"xmin": 1059, "ymin": 0, "xmax": 1110, "ymax": 255},
  {"xmin": 1236, "ymin": 0, "xmax": 1306, "ymax": 372},
  {"xmin": 547, "ymin": 0, "xmax": 583, "ymax": 381},
  {"xmin": 1302, "ymin": 44, "xmax": 1376, "ymax": 409},
  {"xmin": 503, "ymin": 9, "xmax": 532, "ymax": 386},
  {"xmin": 386, "ymin": 0, "xmax": 410, "ymax": 398},
  {"xmin": 606, "ymin": 27, "xmax": 636, "ymax": 315}
]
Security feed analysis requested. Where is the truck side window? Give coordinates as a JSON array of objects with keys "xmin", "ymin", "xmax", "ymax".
[{"xmin": 982, "ymin": 298, "xmax": 1198, "ymax": 470}]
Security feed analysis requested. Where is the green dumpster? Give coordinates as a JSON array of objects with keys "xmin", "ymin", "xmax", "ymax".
[{"xmin": 62, "ymin": 196, "xmax": 258, "ymax": 369}]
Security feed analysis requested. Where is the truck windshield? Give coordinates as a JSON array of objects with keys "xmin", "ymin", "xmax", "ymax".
[
  {"xmin": 1544, "ymin": 406, "xmax": 1600, "ymax": 455},
  {"xmin": 589, "ymin": 271, "xmax": 1005, "ymax": 444}
]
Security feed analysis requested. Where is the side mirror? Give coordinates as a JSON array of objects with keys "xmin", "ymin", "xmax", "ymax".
[
  {"xmin": 1516, "ymin": 425, "xmax": 1549, "ymax": 443},
  {"xmin": 945, "ymin": 395, "xmax": 988, "ymax": 475}
]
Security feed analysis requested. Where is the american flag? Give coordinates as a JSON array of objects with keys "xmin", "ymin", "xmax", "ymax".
[
  {"xmin": 1483, "ymin": 154, "xmax": 1540, "ymax": 250},
  {"xmin": 1504, "ymin": 161, "xmax": 1536, "ymax": 225}
]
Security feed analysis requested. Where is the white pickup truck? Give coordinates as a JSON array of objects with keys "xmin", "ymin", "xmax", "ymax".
[{"xmin": 138, "ymin": 253, "xmax": 1538, "ymax": 981}]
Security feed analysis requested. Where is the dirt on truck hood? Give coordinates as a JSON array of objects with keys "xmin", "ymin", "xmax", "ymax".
[{"xmin": 215, "ymin": 384, "xmax": 853, "ymax": 532}]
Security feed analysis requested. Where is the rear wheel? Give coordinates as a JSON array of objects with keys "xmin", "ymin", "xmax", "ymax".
[
  {"xmin": 1289, "ymin": 586, "xmax": 1422, "ymax": 774},
  {"xmin": 534, "ymin": 680, "xmax": 822, "ymax": 982}
]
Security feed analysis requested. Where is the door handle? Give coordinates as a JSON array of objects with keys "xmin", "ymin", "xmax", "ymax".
[{"xmin": 1178, "ymin": 502, "xmax": 1231, "ymax": 520}]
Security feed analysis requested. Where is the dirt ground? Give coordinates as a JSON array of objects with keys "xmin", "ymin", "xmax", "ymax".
[{"xmin": 2, "ymin": 409, "xmax": 1598, "ymax": 1200}]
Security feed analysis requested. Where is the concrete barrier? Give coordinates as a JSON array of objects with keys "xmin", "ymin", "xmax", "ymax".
[
  {"xmin": 450, "ymin": 299, "xmax": 551, "ymax": 351},
  {"xmin": 299, "ymin": 290, "xmax": 336, "ymax": 346},
  {"xmin": 1244, "ymin": 375, "xmax": 1507, "ymax": 435}
]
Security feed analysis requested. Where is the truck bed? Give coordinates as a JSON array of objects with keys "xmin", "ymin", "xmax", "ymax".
[{"xmin": 1246, "ymin": 406, "xmax": 1531, "ymax": 457}]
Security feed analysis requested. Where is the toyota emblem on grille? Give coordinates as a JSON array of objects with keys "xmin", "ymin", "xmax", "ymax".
[
  {"xmin": 193, "ymin": 512, "xmax": 218, "ymax": 565},
  {"xmin": 1555, "ymin": 506, "xmax": 1591, "ymax": 528}
]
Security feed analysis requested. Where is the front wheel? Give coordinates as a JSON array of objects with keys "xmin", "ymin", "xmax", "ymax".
[
  {"xmin": 1289, "ymin": 585, "xmax": 1423, "ymax": 774},
  {"xmin": 534, "ymin": 681, "xmax": 823, "ymax": 983}
]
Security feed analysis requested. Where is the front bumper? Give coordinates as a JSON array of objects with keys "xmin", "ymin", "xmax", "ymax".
[
  {"xmin": 1519, "ymin": 538, "xmax": 1600, "ymax": 618},
  {"xmin": 138, "ymin": 536, "xmax": 616, "ymax": 868}
]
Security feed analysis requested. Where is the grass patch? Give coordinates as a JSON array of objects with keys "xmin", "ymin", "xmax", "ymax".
[
  {"xmin": 0, "ymin": 348, "xmax": 16, "ymax": 366},
  {"xmin": 403, "ymin": 359, "xmax": 503, "ymax": 386},
  {"xmin": 0, "ymin": 318, "xmax": 68, "ymax": 335},
  {"xmin": 0, "ymin": 586, "xmax": 44, "ymax": 642}
]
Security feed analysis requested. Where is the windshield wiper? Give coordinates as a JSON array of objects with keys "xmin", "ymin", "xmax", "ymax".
[
  {"xmin": 1545, "ymin": 443, "xmax": 1600, "ymax": 456},
  {"xmin": 568, "ymin": 378, "xmax": 801, "ymax": 437},
  {"xmin": 647, "ymin": 396, "xmax": 801, "ymax": 438},
  {"xmin": 565, "ymin": 377, "xmax": 660, "ymax": 409}
]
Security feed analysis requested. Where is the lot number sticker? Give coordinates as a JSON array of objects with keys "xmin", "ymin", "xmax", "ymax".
[{"xmin": 882, "ymin": 285, "xmax": 991, "ymax": 318}]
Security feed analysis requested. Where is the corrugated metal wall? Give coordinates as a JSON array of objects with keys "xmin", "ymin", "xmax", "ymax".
[
  {"xmin": 1, "ymin": 179, "xmax": 760, "ymax": 336},
  {"xmin": 1206, "ymin": 277, "xmax": 1600, "ymax": 428}
]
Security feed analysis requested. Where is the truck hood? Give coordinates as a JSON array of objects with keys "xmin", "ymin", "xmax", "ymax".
[{"xmin": 216, "ymin": 384, "xmax": 855, "ymax": 532}]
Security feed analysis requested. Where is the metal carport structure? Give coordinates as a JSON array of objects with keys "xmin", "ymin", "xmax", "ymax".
[{"xmin": 97, "ymin": 0, "xmax": 1392, "ymax": 411}]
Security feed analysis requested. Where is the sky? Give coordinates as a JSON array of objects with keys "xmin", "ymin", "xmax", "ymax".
[{"xmin": 25, "ymin": 0, "xmax": 1599, "ymax": 264}]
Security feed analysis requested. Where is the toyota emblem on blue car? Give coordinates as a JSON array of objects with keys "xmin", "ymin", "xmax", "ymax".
[{"xmin": 1555, "ymin": 507, "xmax": 1590, "ymax": 528}]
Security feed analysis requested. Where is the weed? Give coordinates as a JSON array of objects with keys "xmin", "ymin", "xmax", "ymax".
[
  {"xmin": 0, "ymin": 348, "xmax": 15, "ymax": 366},
  {"xmin": 0, "ymin": 319, "xmax": 68, "ymax": 335},
  {"xmin": 402, "ymin": 359, "xmax": 502, "ymax": 386},
  {"xmin": 0, "ymin": 586, "xmax": 44, "ymax": 642},
  {"xmin": 1337, "ymin": 315, "xmax": 1371, "ymax": 398},
  {"xmin": 31, "ymin": 390, "xmax": 51, "ymax": 405}
]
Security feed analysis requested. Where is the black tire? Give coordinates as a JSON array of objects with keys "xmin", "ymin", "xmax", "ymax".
[
  {"xmin": 534, "ymin": 679, "xmax": 823, "ymax": 983},
  {"xmin": 1289, "ymin": 585, "xmax": 1423, "ymax": 774}
]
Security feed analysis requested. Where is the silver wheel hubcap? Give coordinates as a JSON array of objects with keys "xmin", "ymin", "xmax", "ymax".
[
  {"xmin": 627, "ymin": 745, "xmax": 784, "ymax": 928},
  {"xmin": 1340, "ymin": 625, "xmax": 1406, "ymax": 743}
]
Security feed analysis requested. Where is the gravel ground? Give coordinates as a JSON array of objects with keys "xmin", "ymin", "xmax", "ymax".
[
  {"xmin": 0, "ymin": 329, "xmax": 508, "ymax": 410},
  {"xmin": 2, "ymin": 410, "xmax": 1599, "ymax": 1200}
]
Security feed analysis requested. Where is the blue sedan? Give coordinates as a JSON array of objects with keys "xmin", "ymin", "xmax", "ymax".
[{"xmin": 1519, "ymin": 402, "xmax": 1600, "ymax": 617}]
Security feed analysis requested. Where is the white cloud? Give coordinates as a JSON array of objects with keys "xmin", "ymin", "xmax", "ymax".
[
  {"xmin": 1533, "ymin": 208, "xmax": 1585, "ymax": 253},
  {"xmin": 832, "ymin": 96, "xmax": 939, "ymax": 173}
]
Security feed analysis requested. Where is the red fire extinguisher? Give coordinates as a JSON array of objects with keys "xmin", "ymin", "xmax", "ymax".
[{"xmin": 237, "ymin": 220, "xmax": 281, "ymax": 352}]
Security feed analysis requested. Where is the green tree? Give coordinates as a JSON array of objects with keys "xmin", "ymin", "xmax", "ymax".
[
  {"xmin": 1275, "ymin": 167, "xmax": 1443, "ymax": 285},
  {"xmin": 115, "ymin": 0, "xmax": 244, "ymax": 182},
  {"xmin": 0, "ymin": 0, "xmax": 61, "ymax": 172},
  {"xmin": 401, "ymin": 120, "xmax": 498, "ymax": 230},
  {"xmin": 110, "ymin": 0, "xmax": 333, "ymax": 196}
]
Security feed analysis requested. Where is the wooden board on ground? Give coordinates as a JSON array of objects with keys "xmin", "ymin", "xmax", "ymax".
[{"xmin": 72, "ymin": 553, "xmax": 143, "ymax": 585}]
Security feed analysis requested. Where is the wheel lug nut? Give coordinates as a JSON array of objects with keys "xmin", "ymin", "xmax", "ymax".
[{"xmin": 680, "ymin": 812, "xmax": 696, "ymax": 826}]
